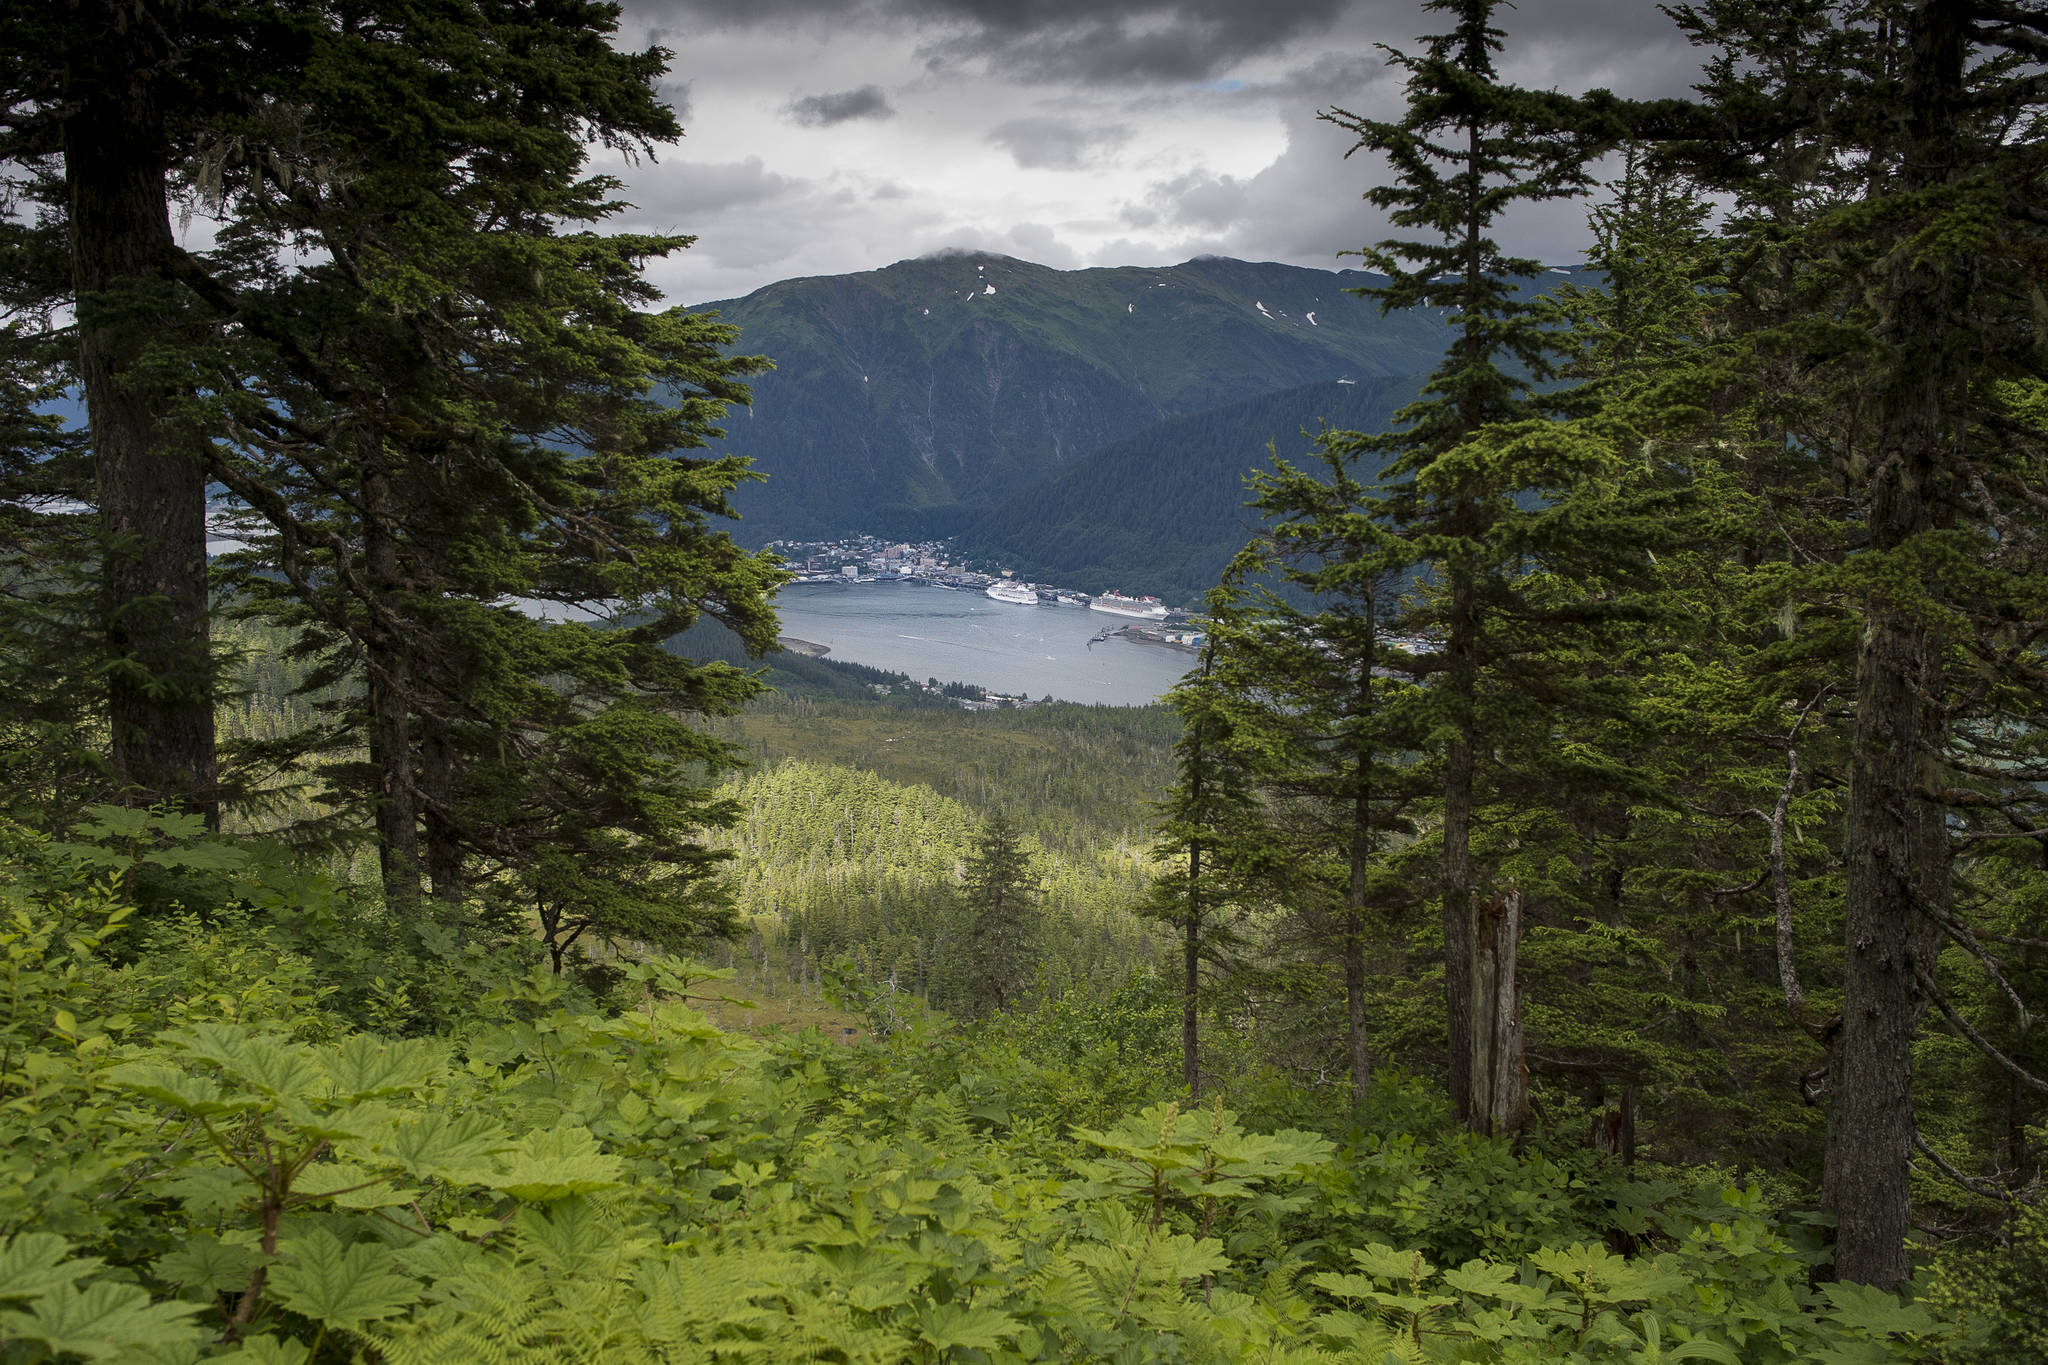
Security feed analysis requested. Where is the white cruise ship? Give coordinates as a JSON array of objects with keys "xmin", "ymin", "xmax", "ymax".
[
  {"xmin": 1089, "ymin": 591, "xmax": 1169, "ymax": 620},
  {"xmin": 985, "ymin": 579, "xmax": 1039, "ymax": 605}
]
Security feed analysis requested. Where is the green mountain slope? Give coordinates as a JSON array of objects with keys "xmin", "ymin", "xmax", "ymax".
[
  {"xmin": 692, "ymin": 253, "xmax": 1450, "ymax": 541},
  {"xmin": 950, "ymin": 375, "xmax": 1422, "ymax": 604}
]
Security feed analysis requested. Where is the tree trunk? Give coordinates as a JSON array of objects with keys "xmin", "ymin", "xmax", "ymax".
[
  {"xmin": 1830, "ymin": 610, "xmax": 1930, "ymax": 1288},
  {"xmin": 361, "ymin": 461, "xmax": 420, "ymax": 911},
  {"xmin": 1470, "ymin": 888, "xmax": 1528, "ymax": 1137},
  {"xmin": 421, "ymin": 725, "xmax": 464, "ymax": 905},
  {"xmin": 1345, "ymin": 648, "xmax": 1376, "ymax": 1104},
  {"xmin": 1442, "ymin": 562, "xmax": 1478, "ymax": 1124},
  {"xmin": 1183, "ymin": 836, "xmax": 1201, "ymax": 1099},
  {"xmin": 65, "ymin": 10, "xmax": 218, "ymax": 823},
  {"xmin": 1824, "ymin": 0, "xmax": 1966, "ymax": 1290}
]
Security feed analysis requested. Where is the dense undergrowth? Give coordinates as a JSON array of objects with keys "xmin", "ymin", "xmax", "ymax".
[{"xmin": 3, "ymin": 811, "xmax": 2038, "ymax": 1365}]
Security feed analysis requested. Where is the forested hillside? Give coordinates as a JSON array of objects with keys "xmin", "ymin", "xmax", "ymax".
[
  {"xmin": 3, "ymin": 0, "xmax": 2046, "ymax": 1359},
  {"xmin": 691, "ymin": 252, "xmax": 1457, "ymax": 541},
  {"xmin": 951, "ymin": 375, "xmax": 1423, "ymax": 602}
]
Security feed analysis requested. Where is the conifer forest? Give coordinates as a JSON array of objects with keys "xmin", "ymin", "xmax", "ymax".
[{"xmin": 3, "ymin": 1, "xmax": 2048, "ymax": 1361}]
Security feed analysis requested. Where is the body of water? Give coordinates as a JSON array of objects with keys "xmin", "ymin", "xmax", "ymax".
[{"xmin": 771, "ymin": 581, "xmax": 1192, "ymax": 707}]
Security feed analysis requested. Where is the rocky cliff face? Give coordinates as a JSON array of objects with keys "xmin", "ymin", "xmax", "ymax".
[{"xmin": 691, "ymin": 252, "xmax": 1454, "ymax": 542}]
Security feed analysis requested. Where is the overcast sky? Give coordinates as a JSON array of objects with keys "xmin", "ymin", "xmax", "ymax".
[{"xmin": 603, "ymin": 1, "xmax": 1706, "ymax": 305}]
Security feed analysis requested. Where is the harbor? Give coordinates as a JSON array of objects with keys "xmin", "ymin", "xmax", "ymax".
[{"xmin": 767, "ymin": 579, "xmax": 1197, "ymax": 706}]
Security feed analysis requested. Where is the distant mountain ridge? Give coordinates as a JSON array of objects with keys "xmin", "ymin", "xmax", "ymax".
[{"xmin": 691, "ymin": 252, "xmax": 1455, "ymax": 546}]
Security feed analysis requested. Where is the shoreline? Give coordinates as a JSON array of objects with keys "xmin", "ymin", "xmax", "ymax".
[
  {"xmin": 1101, "ymin": 625, "xmax": 1200, "ymax": 655},
  {"xmin": 777, "ymin": 635, "xmax": 831, "ymax": 657}
]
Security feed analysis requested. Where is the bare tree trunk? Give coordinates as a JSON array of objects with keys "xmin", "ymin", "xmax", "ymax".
[
  {"xmin": 1470, "ymin": 888, "xmax": 1528, "ymax": 1137},
  {"xmin": 65, "ymin": 10, "xmax": 218, "ymax": 823}
]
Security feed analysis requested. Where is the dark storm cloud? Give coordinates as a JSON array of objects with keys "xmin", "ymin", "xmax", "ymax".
[
  {"xmin": 909, "ymin": 0, "xmax": 1353, "ymax": 83},
  {"xmin": 634, "ymin": 0, "xmax": 1699, "ymax": 91},
  {"xmin": 784, "ymin": 84, "xmax": 896, "ymax": 126},
  {"xmin": 636, "ymin": 0, "xmax": 1352, "ymax": 83},
  {"xmin": 987, "ymin": 117, "xmax": 1133, "ymax": 170}
]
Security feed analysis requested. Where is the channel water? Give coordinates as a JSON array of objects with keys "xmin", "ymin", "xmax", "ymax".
[{"xmin": 770, "ymin": 581, "xmax": 1192, "ymax": 707}]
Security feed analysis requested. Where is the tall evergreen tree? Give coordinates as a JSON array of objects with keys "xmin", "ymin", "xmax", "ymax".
[
  {"xmin": 1147, "ymin": 633, "xmax": 1286, "ymax": 1098},
  {"xmin": 1321, "ymin": 0, "xmax": 1636, "ymax": 1132},
  {"xmin": 1664, "ymin": 0, "xmax": 2048, "ymax": 1285},
  {"xmin": 0, "ymin": 1, "xmax": 313, "ymax": 818},
  {"xmin": 1207, "ymin": 435, "xmax": 1430, "ymax": 1105}
]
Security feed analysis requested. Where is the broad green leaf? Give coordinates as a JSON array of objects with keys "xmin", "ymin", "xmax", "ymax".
[
  {"xmin": 514, "ymin": 1197, "xmax": 636, "ymax": 1279},
  {"xmin": 0, "ymin": 1278, "xmax": 204, "ymax": 1361},
  {"xmin": 1351, "ymin": 1242, "xmax": 1435, "ymax": 1283},
  {"xmin": 139, "ymin": 842, "xmax": 248, "ymax": 873},
  {"xmin": 915, "ymin": 1302, "xmax": 1019, "ymax": 1352},
  {"xmin": 268, "ymin": 1229, "xmax": 419, "ymax": 1330},
  {"xmin": 379, "ymin": 1109, "xmax": 512, "ymax": 1184},
  {"xmin": 45, "ymin": 843, "xmax": 134, "ymax": 870},
  {"xmin": 1442, "ymin": 1260, "xmax": 1518, "ymax": 1298},
  {"xmin": 1309, "ymin": 1272, "xmax": 1382, "ymax": 1304},
  {"xmin": 203, "ymin": 1334, "xmax": 311, "ymax": 1363},
  {"xmin": 0, "ymin": 1231, "xmax": 98, "ymax": 1302},
  {"xmin": 106, "ymin": 1062, "xmax": 259, "ymax": 1118},
  {"xmin": 1818, "ymin": 1281, "xmax": 1942, "ymax": 1337},
  {"xmin": 172, "ymin": 1027, "xmax": 322, "ymax": 1102},
  {"xmin": 322, "ymin": 1035, "xmax": 444, "ymax": 1101},
  {"xmin": 490, "ymin": 1126, "xmax": 623, "ymax": 1201},
  {"xmin": 294, "ymin": 1161, "xmax": 417, "ymax": 1210},
  {"xmin": 1158, "ymin": 1233, "xmax": 1231, "ymax": 1282},
  {"xmin": 154, "ymin": 1235, "xmax": 263, "ymax": 1294}
]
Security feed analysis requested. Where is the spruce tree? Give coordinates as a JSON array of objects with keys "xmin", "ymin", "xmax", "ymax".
[
  {"xmin": 178, "ymin": 1, "xmax": 779, "ymax": 927},
  {"xmin": 1147, "ymin": 632, "xmax": 1287, "ymax": 1098},
  {"xmin": 1321, "ymin": 0, "xmax": 1636, "ymax": 1132},
  {"xmin": 1207, "ymin": 434, "xmax": 1430, "ymax": 1105},
  {"xmin": 1664, "ymin": 0, "xmax": 2048, "ymax": 1285},
  {"xmin": 0, "ymin": 1, "xmax": 310, "ymax": 818},
  {"xmin": 961, "ymin": 812, "xmax": 1042, "ymax": 1016}
]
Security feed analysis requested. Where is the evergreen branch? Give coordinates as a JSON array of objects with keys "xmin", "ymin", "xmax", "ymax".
[
  {"xmin": 1910, "ymin": 1133, "xmax": 2013, "ymax": 1207},
  {"xmin": 1913, "ymin": 965, "xmax": 2048, "ymax": 1096},
  {"xmin": 1914, "ymin": 901, "xmax": 2033, "ymax": 1033}
]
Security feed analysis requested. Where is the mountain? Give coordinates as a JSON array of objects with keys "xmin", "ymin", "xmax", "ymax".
[
  {"xmin": 691, "ymin": 252, "xmax": 1453, "ymax": 542},
  {"xmin": 951, "ymin": 376, "xmax": 1422, "ymax": 605}
]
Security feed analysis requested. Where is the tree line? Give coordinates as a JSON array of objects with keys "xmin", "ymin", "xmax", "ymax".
[{"xmin": 1151, "ymin": 0, "xmax": 2048, "ymax": 1291}]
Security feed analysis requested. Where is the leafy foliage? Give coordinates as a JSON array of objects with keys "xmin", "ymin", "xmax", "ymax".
[{"xmin": 0, "ymin": 842, "xmax": 1993, "ymax": 1364}]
